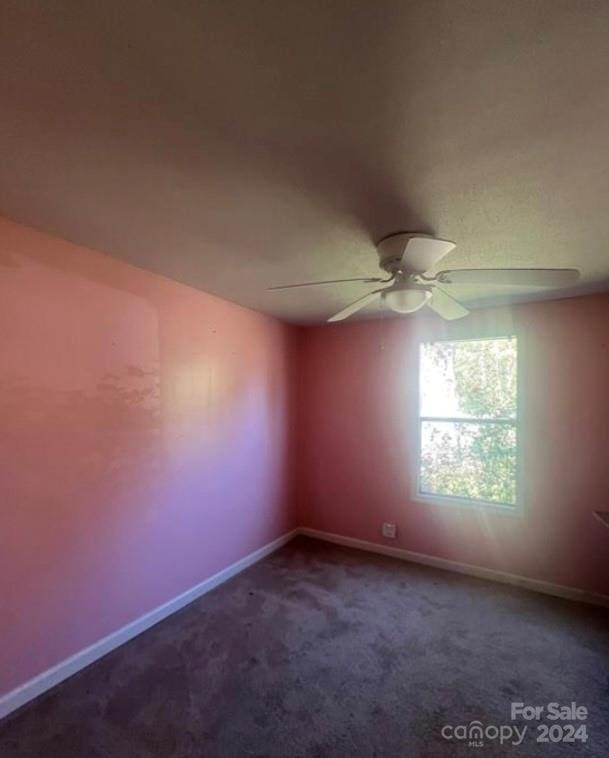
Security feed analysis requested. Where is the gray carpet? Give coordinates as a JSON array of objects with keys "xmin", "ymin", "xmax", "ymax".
[{"xmin": 1, "ymin": 537, "xmax": 608, "ymax": 757}]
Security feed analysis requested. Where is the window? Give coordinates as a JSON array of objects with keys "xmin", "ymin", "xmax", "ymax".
[{"xmin": 417, "ymin": 336, "xmax": 518, "ymax": 508}]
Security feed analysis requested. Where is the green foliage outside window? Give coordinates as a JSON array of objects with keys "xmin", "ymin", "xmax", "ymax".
[{"xmin": 419, "ymin": 337, "xmax": 518, "ymax": 506}]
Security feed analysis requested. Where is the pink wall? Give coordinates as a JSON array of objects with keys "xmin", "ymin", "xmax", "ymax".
[
  {"xmin": 2, "ymin": 213, "xmax": 608, "ymax": 702},
  {"xmin": 0, "ymin": 217, "xmax": 298, "ymax": 697},
  {"xmin": 297, "ymin": 295, "xmax": 609, "ymax": 596}
]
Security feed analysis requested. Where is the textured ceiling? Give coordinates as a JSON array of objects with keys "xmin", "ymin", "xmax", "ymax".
[{"xmin": 1, "ymin": 0, "xmax": 609, "ymax": 324}]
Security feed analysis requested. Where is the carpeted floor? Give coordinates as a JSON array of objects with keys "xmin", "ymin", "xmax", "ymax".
[{"xmin": 1, "ymin": 536, "xmax": 608, "ymax": 757}]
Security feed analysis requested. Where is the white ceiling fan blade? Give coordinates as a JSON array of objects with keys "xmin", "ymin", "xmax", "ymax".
[
  {"xmin": 427, "ymin": 286, "xmax": 470, "ymax": 320},
  {"xmin": 437, "ymin": 268, "xmax": 580, "ymax": 287},
  {"xmin": 401, "ymin": 236, "xmax": 456, "ymax": 273},
  {"xmin": 327, "ymin": 290, "xmax": 383, "ymax": 322},
  {"xmin": 268, "ymin": 276, "xmax": 387, "ymax": 291}
]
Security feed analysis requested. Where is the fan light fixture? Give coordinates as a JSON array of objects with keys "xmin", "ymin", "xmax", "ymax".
[{"xmin": 382, "ymin": 287, "xmax": 431, "ymax": 314}]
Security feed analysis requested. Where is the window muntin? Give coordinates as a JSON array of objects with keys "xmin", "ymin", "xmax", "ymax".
[{"xmin": 417, "ymin": 337, "xmax": 518, "ymax": 507}]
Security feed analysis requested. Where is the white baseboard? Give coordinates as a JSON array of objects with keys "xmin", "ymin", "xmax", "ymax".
[
  {"xmin": 298, "ymin": 528, "xmax": 609, "ymax": 609},
  {"xmin": 3, "ymin": 526, "xmax": 607, "ymax": 721},
  {"xmin": 0, "ymin": 529, "xmax": 297, "ymax": 721}
]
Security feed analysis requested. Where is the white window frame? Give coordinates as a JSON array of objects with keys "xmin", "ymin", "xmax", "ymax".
[{"xmin": 413, "ymin": 335, "xmax": 521, "ymax": 513}]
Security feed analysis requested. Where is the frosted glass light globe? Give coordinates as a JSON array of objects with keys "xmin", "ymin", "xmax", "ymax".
[{"xmin": 382, "ymin": 287, "xmax": 431, "ymax": 314}]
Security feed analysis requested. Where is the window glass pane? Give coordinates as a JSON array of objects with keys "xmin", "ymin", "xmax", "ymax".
[
  {"xmin": 420, "ymin": 337, "xmax": 517, "ymax": 419},
  {"xmin": 419, "ymin": 420, "xmax": 517, "ymax": 505}
]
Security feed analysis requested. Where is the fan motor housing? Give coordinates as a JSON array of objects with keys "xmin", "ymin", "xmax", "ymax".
[{"xmin": 376, "ymin": 232, "xmax": 434, "ymax": 275}]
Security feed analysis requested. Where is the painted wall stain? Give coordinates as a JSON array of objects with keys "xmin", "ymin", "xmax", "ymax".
[{"xmin": 0, "ymin": 217, "xmax": 298, "ymax": 696}]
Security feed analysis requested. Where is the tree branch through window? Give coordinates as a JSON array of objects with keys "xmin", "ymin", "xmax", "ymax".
[{"xmin": 418, "ymin": 337, "xmax": 518, "ymax": 507}]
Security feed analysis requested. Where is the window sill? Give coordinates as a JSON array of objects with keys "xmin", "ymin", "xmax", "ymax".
[{"xmin": 413, "ymin": 492, "xmax": 521, "ymax": 516}]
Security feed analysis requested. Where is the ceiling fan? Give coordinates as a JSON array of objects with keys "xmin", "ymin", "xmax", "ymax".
[{"xmin": 269, "ymin": 233, "xmax": 580, "ymax": 322}]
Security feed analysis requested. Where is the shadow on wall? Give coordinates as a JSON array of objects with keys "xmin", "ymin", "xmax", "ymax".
[{"xmin": 0, "ymin": 367, "xmax": 161, "ymax": 497}]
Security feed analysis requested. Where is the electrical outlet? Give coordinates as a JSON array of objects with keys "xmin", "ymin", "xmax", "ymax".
[{"xmin": 382, "ymin": 522, "xmax": 397, "ymax": 539}]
